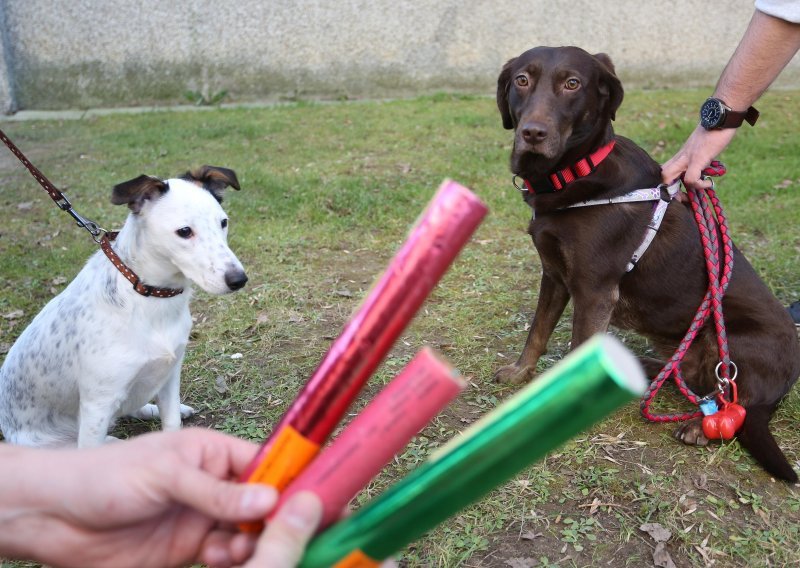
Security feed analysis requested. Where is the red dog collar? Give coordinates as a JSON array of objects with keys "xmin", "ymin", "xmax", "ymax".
[{"xmin": 518, "ymin": 139, "xmax": 617, "ymax": 195}]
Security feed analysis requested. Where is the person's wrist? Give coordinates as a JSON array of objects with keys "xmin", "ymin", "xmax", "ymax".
[
  {"xmin": 0, "ymin": 508, "xmax": 48, "ymax": 560},
  {"xmin": 711, "ymin": 91, "xmax": 755, "ymax": 114},
  {"xmin": 0, "ymin": 447, "xmax": 54, "ymax": 559},
  {"xmin": 0, "ymin": 446, "xmax": 77, "ymax": 516}
]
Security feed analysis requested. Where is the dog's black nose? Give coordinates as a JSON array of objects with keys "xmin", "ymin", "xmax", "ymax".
[
  {"xmin": 520, "ymin": 121, "xmax": 548, "ymax": 144},
  {"xmin": 225, "ymin": 269, "xmax": 248, "ymax": 291}
]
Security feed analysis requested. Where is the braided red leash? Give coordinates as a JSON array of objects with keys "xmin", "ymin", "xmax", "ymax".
[{"xmin": 641, "ymin": 161, "xmax": 735, "ymax": 422}]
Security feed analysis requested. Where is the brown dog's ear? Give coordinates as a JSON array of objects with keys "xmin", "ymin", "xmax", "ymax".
[
  {"xmin": 182, "ymin": 165, "xmax": 240, "ymax": 203},
  {"xmin": 111, "ymin": 175, "xmax": 168, "ymax": 214},
  {"xmin": 496, "ymin": 57, "xmax": 517, "ymax": 130},
  {"xmin": 593, "ymin": 52, "xmax": 624, "ymax": 121},
  {"xmin": 593, "ymin": 52, "xmax": 616, "ymax": 75}
]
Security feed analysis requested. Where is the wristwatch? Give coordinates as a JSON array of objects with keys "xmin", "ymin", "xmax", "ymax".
[{"xmin": 699, "ymin": 98, "xmax": 760, "ymax": 130}]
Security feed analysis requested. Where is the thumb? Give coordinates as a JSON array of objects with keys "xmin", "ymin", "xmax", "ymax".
[
  {"xmin": 169, "ymin": 469, "xmax": 279, "ymax": 521},
  {"xmin": 243, "ymin": 491, "xmax": 323, "ymax": 568},
  {"xmin": 660, "ymin": 155, "xmax": 685, "ymax": 185},
  {"xmin": 682, "ymin": 164, "xmax": 713, "ymax": 191}
]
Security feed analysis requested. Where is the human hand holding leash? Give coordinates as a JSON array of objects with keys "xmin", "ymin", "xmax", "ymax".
[
  {"xmin": 0, "ymin": 428, "xmax": 321, "ymax": 568},
  {"xmin": 660, "ymin": 124, "xmax": 737, "ymax": 191},
  {"xmin": 662, "ymin": 8, "xmax": 800, "ymax": 192}
]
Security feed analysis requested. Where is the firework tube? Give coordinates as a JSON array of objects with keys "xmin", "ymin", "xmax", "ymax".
[
  {"xmin": 240, "ymin": 180, "xmax": 487, "ymax": 490},
  {"xmin": 299, "ymin": 334, "xmax": 647, "ymax": 567},
  {"xmin": 273, "ymin": 347, "xmax": 466, "ymax": 529}
]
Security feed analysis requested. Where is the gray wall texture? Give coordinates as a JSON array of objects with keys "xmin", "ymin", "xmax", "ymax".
[{"xmin": 1, "ymin": 0, "xmax": 799, "ymax": 112}]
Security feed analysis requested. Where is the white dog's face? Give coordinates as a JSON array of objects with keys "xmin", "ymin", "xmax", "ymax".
[{"xmin": 140, "ymin": 178, "xmax": 247, "ymax": 295}]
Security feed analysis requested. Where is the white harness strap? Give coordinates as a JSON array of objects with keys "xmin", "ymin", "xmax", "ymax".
[
  {"xmin": 566, "ymin": 186, "xmax": 665, "ymax": 208},
  {"xmin": 564, "ymin": 181, "xmax": 682, "ymax": 272}
]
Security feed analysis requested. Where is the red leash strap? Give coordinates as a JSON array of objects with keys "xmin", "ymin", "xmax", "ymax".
[{"xmin": 641, "ymin": 161, "xmax": 735, "ymax": 422}]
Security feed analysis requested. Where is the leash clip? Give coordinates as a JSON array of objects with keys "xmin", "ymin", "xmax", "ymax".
[
  {"xmin": 714, "ymin": 360, "xmax": 738, "ymax": 383},
  {"xmin": 61, "ymin": 201, "xmax": 105, "ymax": 242},
  {"xmin": 714, "ymin": 360, "xmax": 738, "ymax": 398},
  {"xmin": 698, "ymin": 175, "xmax": 716, "ymax": 192},
  {"xmin": 55, "ymin": 194, "xmax": 73, "ymax": 211},
  {"xmin": 512, "ymin": 175, "xmax": 527, "ymax": 193}
]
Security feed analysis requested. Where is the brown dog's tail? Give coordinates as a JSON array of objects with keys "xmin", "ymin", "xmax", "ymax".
[{"xmin": 737, "ymin": 405, "xmax": 798, "ymax": 482}]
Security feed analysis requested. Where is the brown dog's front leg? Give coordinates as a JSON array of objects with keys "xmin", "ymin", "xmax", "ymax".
[
  {"xmin": 570, "ymin": 287, "xmax": 619, "ymax": 358},
  {"xmin": 569, "ymin": 286, "xmax": 619, "ymax": 348},
  {"xmin": 638, "ymin": 356, "xmax": 667, "ymax": 380},
  {"xmin": 495, "ymin": 272, "xmax": 569, "ymax": 385}
]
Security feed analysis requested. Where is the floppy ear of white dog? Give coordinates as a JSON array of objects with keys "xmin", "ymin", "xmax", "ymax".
[
  {"xmin": 111, "ymin": 175, "xmax": 169, "ymax": 214},
  {"xmin": 181, "ymin": 165, "xmax": 241, "ymax": 203}
]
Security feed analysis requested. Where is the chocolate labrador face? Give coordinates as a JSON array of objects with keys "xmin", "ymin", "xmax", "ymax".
[{"xmin": 496, "ymin": 46, "xmax": 623, "ymax": 180}]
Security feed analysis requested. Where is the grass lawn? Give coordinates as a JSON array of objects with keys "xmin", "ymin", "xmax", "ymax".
[{"xmin": 1, "ymin": 88, "xmax": 799, "ymax": 567}]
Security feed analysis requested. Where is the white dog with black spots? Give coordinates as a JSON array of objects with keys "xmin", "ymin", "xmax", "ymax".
[{"xmin": 0, "ymin": 166, "xmax": 247, "ymax": 447}]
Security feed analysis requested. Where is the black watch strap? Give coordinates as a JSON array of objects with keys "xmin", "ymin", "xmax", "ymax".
[{"xmin": 722, "ymin": 105, "xmax": 760, "ymax": 128}]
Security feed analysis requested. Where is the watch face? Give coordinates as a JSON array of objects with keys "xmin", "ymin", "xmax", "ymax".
[{"xmin": 700, "ymin": 99, "xmax": 724, "ymax": 129}]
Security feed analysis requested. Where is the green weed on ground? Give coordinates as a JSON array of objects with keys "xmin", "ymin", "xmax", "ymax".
[{"xmin": 0, "ymin": 89, "xmax": 798, "ymax": 567}]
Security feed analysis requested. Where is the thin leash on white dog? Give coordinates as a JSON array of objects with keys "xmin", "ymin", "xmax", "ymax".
[{"xmin": 0, "ymin": 128, "xmax": 182, "ymax": 298}]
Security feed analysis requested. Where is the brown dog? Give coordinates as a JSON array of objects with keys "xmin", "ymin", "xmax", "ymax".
[{"xmin": 494, "ymin": 46, "xmax": 800, "ymax": 481}]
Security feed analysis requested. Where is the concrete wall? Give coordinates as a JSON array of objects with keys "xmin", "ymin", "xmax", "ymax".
[
  {"xmin": 0, "ymin": 2, "xmax": 16, "ymax": 113},
  {"xmin": 1, "ymin": 0, "xmax": 798, "ymax": 112}
]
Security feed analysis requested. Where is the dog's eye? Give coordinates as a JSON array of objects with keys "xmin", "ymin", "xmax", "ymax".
[
  {"xmin": 221, "ymin": 219, "xmax": 228, "ymax": 229},
  {"xmin": 565, "ymin": 78, "xmax": 581, "ymax": 91},
  {"xmin": 514, "ymin": 74, "xmax": 529, "ymax": 87},
  {"xmin": 176, "ymin": 227, "xmax": 194, "ymax": 239}
]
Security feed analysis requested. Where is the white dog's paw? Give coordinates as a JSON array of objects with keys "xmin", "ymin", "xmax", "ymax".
[
  {"xmin": 129, "ymin": 404, "xmax": 160, "ymax": 420},
  {"xmin": 104, "ymin": 435, "xmax": 122, "ymax": 443},
  {"xmin": 179, "ymin": 404, "xmax": 196, "ymax": 419}
]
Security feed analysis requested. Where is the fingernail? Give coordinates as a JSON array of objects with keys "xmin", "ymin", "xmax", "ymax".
[
  {"xmin": 204, "ymin": 545, "xmax": 231, "ymax": 568},
  {"xmin": 280, "ymin": 491, "xmax": 323, "ymax": 530},
  {"xmin": 240, "ymin": 485, "xmax": 277, "ymax": 513}
]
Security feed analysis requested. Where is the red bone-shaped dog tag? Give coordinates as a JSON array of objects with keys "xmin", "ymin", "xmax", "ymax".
[{"xmin": 702, "ymin": 402, "xmax": 746, "ymax": 440}]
